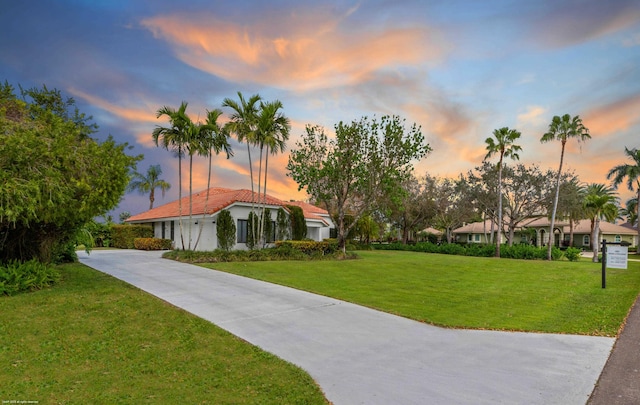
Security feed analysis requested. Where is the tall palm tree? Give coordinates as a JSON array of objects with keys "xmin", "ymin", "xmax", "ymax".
[
  {"xmin": 607, "ymin": 147, "xmax": 640, "ymax": 255},
  {"xmin": 583, "ymin": 183, "xmax": 618, "ymax": 263},
  {"xmin": 254, "ymin": 100, "xmax": 290, "ymax": 246},
  {"xmin": 484, "ymin": 127, "xmax": 522, "ymax": 258},
  {"xmin": 128, "ymin": 164, "xmax": 171, "ymax": 210},
  {"xmin": 193, "ymin": 108, "xmax": 233, "ymax": 251},
  {"xmin": 621, "ymin": 197, "xmax": 638, "ymax": 227},
  {"xmin": 222, "ymin": 92, "xmax": 262, "ymax": 246},
  {"xmin": 152, "ymin": 101, "xmax": 190, "ymax": 250},
  {"xmin": 540, "ymin": 114, "xmax": 590, "ymax": 260}
]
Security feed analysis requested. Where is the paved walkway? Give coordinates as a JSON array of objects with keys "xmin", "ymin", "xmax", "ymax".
[{"xmin": 79, "ymin": 250, "xmax": 614, "ymax": 405}]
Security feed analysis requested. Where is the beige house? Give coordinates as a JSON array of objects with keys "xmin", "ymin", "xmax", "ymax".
[{"xmin": 453, "ymin": 216, "xmax": 637, "ymax": 248}]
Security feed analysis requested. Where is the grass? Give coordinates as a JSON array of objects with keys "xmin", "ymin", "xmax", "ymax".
[
  {"xmin": 0, "ymin": 263, "xmax": 327, "ymax": 404},
  {"xmin": 205, "ymin": 250, "xmax": 640, "ymax": 337}
]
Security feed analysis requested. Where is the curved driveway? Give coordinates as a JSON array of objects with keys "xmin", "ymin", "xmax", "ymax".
[{"xmin": 79, "ymin": 250, "xmax": 613, "ymax": 405}]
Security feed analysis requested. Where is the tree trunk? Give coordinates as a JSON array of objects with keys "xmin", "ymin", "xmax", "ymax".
[
  {"xmin": 178, "ymin": 147, "xmax": 185, "ymax": 250},
  {"xmin": 496, "ymin": 158, "xmax": 503, "ymax": 257},
  {"xmin": 193, "ymin": 151, "xmax": 212, "ymax": 251},
  {"xmin": 637, "ymin": 188, "xmax": 640, "ymax": 255},
  {"xmin": 149, "ymin": 189, "xmax": 155, "ymax": 210},
  {"xmin": 188, "ymin": 155, "xmax": 194, "ymax": 250},
  {"xmin": 547, "ymin": 142, "xmax": 566, "ymax": 260},
  {"xmin": 569, "ymin": 219, "xmax": 575, "ymax": 247}
]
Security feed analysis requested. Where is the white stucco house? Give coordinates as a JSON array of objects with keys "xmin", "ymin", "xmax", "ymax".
[{"xmin": 126, "ymin": 187, "xmax": 335, "ymax": 251}]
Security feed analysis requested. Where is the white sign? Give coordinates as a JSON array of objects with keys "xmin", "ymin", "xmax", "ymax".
[{"xmin": 607, "ymin": 245, "xmax": 628, "ymax": 269}]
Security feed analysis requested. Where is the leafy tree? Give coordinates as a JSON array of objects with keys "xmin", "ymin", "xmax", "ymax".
[
  {"xmin": 540, "ymin": 114, "xmax": 590, "ymax": 260},
  {"xmin": 287, "ymin": 115, "xmax": 431, "ymax": 250},
  {"xmin": 119, "ymin": 211, "xmax": 132, "ymax": 224},
  {"xmin": 193, "ymin": 108, "xmax": 233, "ymax": 250},
  {"xmin": 550, "ymin": 174, "xmax": 585, "ymax": 247},
  {"xmin": 128, "ymin": 164, "xmax": 171, "ymax": 210},
  {"xmin": 153, "ymin": 102, "xmax": 190, "ymax": 250},
  {"xmin": 0, "ymin": 83, "xmax": 140, "ymax": 262},
  {"xmin": 607, "ymin": 147, "xmax": 640, "ymax": 255},
  {"xmin": 427, "ymin": 175, "xmax": 477, "ymax": 243},
  {"xmin": 583, "ymin": 184, "xmax": 618, "ymax": 262},
  {"xmin": 384, "ymin": 174, "xmax": 436, "ymax": 244},
  {"xmin": 216, "ymin": 209, "xmax": 236, "ymax": 251},
  {"xmin": 484, "ymin": 127, "xmax": 522, "ymax": 257},
  {"xmin": 276, "ymin": 207, "xmax": 290, "ymax": 241},
  {"xmin": 353, "ymin": 214, "xmax": 381, "ymax": 245},
  {"xmin": 287, "ymin": 205, "xmax": 307, "ymax": 240}
]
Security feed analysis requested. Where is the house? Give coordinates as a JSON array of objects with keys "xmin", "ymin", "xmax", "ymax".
[
  {"xmin": 452, "ymin": 216, "xmax": 638, "ymax": 248},
  {"xmin": 126, "ymin": 187, "xmax": 335, "ymax": 251}
]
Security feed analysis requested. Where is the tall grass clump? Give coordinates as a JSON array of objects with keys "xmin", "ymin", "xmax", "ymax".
[{"xmin": 0, "ymin": 260, "xmax": 61, "ymax": 296}]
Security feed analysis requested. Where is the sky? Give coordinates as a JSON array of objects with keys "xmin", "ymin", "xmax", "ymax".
[{"xmin": 1, "ymin": 0, "xmax": 639, "ymax": 219}]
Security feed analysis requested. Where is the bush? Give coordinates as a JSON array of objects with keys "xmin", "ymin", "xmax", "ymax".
[
  {"xmin": 133, "ymin": 238, "xmax": 173, "ymax": 250},
  {"xmin": 564, "ymin": 247, "xmax": 581, "ymax": 262},
  {"xmin": 0, "ymin": 260, "xmax": 61, "ymax": 296},
  {"xmin": 275, "ymin": 239, "xmax": 339, "ymax": 255},
  {"xmin": 111, "ymin": 225, "xmax": 153, "ymax": 249}
]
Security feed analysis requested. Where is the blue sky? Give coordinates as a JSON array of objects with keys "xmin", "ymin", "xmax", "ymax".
[{"xmin": 1, "ymin": 0, "xmax": 639, "ymax": 218}]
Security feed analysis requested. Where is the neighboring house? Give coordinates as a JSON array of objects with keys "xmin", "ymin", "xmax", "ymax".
[
  {"xmin": 126, "ymin": 187, "xmax": 335, "ymax": 251},
  {"xmin": 452, "ymin": 216, "xmax": 638, "ymax": 248}
]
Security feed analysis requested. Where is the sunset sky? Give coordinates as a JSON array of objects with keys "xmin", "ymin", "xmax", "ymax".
[{"xmin": 1, "ymin": 0, "xmax": 639, "ymax": 218}]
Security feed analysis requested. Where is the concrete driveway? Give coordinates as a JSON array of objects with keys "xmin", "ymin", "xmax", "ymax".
[{"xmin": 79, "ymin": 250, "xmax": 613, "ymax": 405}]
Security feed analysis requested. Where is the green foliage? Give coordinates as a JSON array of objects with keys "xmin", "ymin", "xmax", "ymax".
[
  {"xmin": 287, "ymin": 115, "xmax": 431, "ymax": 249},
  {"xmin": 133, "ymin": 238, "xmax": 173, "ymax": 250},
  {"xmin": 111, "ymin": 225, "xmax": 153, "ymax": 249},
  {"xmin": 246, "ymin": 211, "xmax": 259, "ymax": 250},
  {"xmin": 0, "ymin": 83, "xmax": 141, "ymax": 262},
  {"xmin": 276, "ymin": 239, "xmax": 339, "ymax": 255},
  {"xmin": 373, "ymin": 242, "xmax": 566, "ymax": 260},
  {"xmin": 287, "ymin": 205, "xmax": 307, "ymax": 240},
  {"xmin": 565, "ymin": 247, "xmax": 582, "ymax": 262},
  {"xmin": 0, "ymin": 260, "xmax": 61, "ymax": 296},
  {"xmin": 216, "ymin": 210, "xmax": 236, "ymax": 251},
  {"xmin": 261, "ymin": 208, "xmax": 273, "ymax": 244},
  {"xmin": 276, "ymin": 207, "xmax": 290, "ymax": 240}
]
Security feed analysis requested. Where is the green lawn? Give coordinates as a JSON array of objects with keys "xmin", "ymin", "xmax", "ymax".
[
  {"xmin": 205, "ymin": 250, "xmax": 640, "ymax": 336},
  {"xmin": 0, "ymin": 263, "xmax": 327, "ymax": 404}
]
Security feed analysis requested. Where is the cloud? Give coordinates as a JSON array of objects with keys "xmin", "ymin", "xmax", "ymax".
[
  {"xmin": 528, "ymin": 0, "xmax": 640, "ymax": 48},
  {"xmin": 583, "ymin": 93, "xmax": 640, "ymax": 136},
  {"xmin": 140, "ymin": 6, "xmax": 448, "ymax": 91},
  {"xmin": 68, "ymin": 87, "xmax": 158, "ymax": 123},
  {"xmin": 516, "ymin": 105, "xmax": 547, "ymax": 128}
]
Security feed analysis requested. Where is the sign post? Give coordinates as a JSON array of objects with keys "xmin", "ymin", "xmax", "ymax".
[{"xmin": 601, "ymin": 239, "xmax": 629, "ymax": 289}]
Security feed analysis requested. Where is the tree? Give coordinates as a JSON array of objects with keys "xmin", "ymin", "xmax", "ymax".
[
  {"xmin": 540, "ymin": 114, "xmax": 590, "ymax": 260},
  {"xmin": 0, "ymin": 83, "xmax": 140, "ymax": 262},
  {"xmin": 287, "ymin": 115, "xmax": 431, "ymax": 251},
  {"xmin": 583, "ymin": 184, "xmax": 618, "ymax": 263},
  {"xmin": 276, "ymin": 207, "xmax": 290, "ymax": 241},
  {"xmin": 153, "ymin": 102, "xmax": 190, "ymax": 250},
  {"xmin": 484, "ymin": 127, "xmax": 522, "ymax": 257},
  {"xmin": 128, "ymin": 164, "xmax": 171, "ymax": 210},
  {"xmin": 287, "ymin": 205, "xmax": 307, "ymax": 240},
  {"xmin": 607, "ymin": 147, "xmax": 640, "ymax": 255},
  {"xmin": 216, "ymin": 209, "xmax": 236, "ymax": 251},
  {"xmin": 550, "ymin": 174, "xmax": 585, "ymax": 247},
  {"xmin": 255, "ymin": 100, "xmax": 290, "ymax": 246},
  {"xmin": 384, "ymin": 174, "xmax": 436, "ymax": 244},
  {"xmin": 193, "ymin": 109, "xmax": 233, "ymax": 251},
  {"xmin": 621, "ymin": 197, "xmax": 638, "ymax": 227}
]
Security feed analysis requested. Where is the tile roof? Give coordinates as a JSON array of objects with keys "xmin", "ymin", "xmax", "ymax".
[{"xmin": 127, "ymin": 187, "xmax": 329, "ymax": 224}]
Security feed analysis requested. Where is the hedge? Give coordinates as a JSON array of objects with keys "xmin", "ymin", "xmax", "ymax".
[
  {"xmin": 111, "ymin": 225, "xmax": 153, "ymax": 249},
  {"xmin": 275, "ymin": 239, "xmax": 339, "ymax": 255},
  {"xmin": 373, "ymin": 242, "xmax": 565, "ymax": 260},
  {"xmin": 133, "ymin": 238, "xmax": 173, "ymax": 251}
]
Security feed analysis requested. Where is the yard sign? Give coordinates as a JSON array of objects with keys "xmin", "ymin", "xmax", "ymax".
[{"xmin": 606, "ymin": 245, "xmax": 628, "ymax": 270}]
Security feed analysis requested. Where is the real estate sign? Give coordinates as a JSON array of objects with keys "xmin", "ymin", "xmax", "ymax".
[{"xmin": 607, "ymin": 245, "xmax": 628, "ymax": 269}]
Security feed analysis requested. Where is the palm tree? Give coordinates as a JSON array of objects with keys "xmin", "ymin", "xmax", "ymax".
[
  {"xmin": 152, "ymin": 101, "xmax": 190, "ymax": 250},
  {"xmin": 193, "ymin": 109, "xmax": 233, "ymax": 251},
  {"xmin": 128, "ymin": 164, "xmax": 171, "ymax": 210},
  {"xmin": 484, "ymin": 127, "xmax": 522, "ymax": 258},
  {"xmin": 540, "ymin": 114, "xmax": 590, "ymax": 260},
  {"xmin": 255, "ymin": 100, "xmax": 290, "ymax": 246},
  {"xmin": 222, "ymin": 92, "xmax": 262, "ymax": 247},
  {"xmin": 621, "ymin": 197, "xmax": 638, "ymax": 227},
  {"xmin": 583, "ymin": 183, "xmax": 618, "ymax": 263},
  {"xmin": 607, "ymin": 147, "xmax": 640, "ymax": 255}
]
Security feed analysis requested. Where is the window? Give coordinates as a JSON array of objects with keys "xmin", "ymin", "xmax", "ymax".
[
  {"xmin": 170, "ymin": 221, "xmax": 175, "ymax": 240},
  {"xmin": 474, "ymin": 234, "xmax": 480, "ymax": 242},
  {"xmin": 583, "ymin": 235, "xmax": 590, "ymax": 246},
  {"xmin": 237, "ymin": 219, "xmax": 247, "ymax": 243},
  {"xmin": 161, "ymin": 222, "xmax": 166, "ymax": 239},
  {"xmin": 467, "ymin": 234, "xmax": 472, "ymax": 242},
  {"xmin": 614, "ymin": 234, "xmax": 621, "ymax": 243}
]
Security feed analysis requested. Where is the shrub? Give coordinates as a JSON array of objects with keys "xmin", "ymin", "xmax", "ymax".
[
  {"xmin": 0, "ymin": 260, "xmax": 61, "ymax": 296},
  {"xmin": 287, "ymin": 205, "xmax": 307, "ymax": 240},
  {"xmin": 133, "ymin": 238, "xmax": 173, "ymax": 250},
  {"xmin": 216, "ymin": 209, "xmax": 236, "ymax": 251},
  {"xmin": 111, "ymin": 225, "xmax": 153, "ymax": 249},
  {"xmin": 564, "ymin": 247, "xmax": 582, "ymax": 262},
  {"xmin": 275, "ymin": 239, "xmax": 339, "ymax": 255}
]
